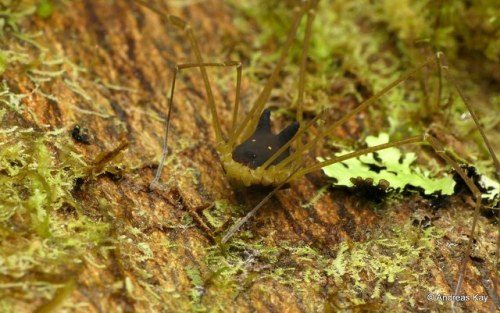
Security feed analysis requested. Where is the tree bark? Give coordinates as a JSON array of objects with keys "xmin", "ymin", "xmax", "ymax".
[{"xmin": 1, "ymin": 1, "xmax": 498, "ymax": 312}]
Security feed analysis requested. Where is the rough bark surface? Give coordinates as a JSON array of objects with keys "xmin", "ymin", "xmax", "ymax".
[{"xmin": 1, "ymin": 1, "xmax": 498, "ymax": 312}]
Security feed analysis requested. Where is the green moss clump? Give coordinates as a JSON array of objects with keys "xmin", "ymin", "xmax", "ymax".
[
  {"xmin": 324, "ymin": 222, "xmax": 445, "ymax": 309},
  {"xmin": 0, "ymin": 1, "xmax": 496, "ymax": 311},
  {"xmin": 0, "ymin": 82, "xmax": 112, "ymax": 311},
  {"xmin": 0, "ymin": 3, "xmax": 115, "ymax": 311},
  {"xmin": 36, "ymin": 0, "xmax": 53, "ymax": 19},
  {"xmin": 203, "ymin": 212, "xmax": 455, "ymax": 311},
  {"xmin": 231, "ymin": 0, "xmax": 499, "ymax": 180}
]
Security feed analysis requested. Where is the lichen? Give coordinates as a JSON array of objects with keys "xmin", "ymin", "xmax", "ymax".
[
  {"xmin": 231, "ymin": 0, "xmax": 499, "ymax": 178},
  {"xmin": 1, "ymin": 1, "xmax": 497, "ymax": 312},
  {"xmin": 321, "ymin": 133, "xmax": 462, "ymax": 196}
]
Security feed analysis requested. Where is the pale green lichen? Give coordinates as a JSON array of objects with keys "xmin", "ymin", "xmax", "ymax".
[
  {"xmin": 319, "ymin": 133, "xmax": 456, "ymax": 195},
  {"xmin": 232, "ymin": 0, "xmax": 499, "ymax": 179},
  {"xmin": 0, "ymin": 1, "xmax": 497, "ymax": 312},
  {"xmin": 320, "ymin": 133, "xmax": 499, "ymax": 198}
]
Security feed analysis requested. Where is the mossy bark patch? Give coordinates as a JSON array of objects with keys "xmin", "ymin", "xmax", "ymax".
[{"xmin": 0, "ymin": 1, "xmax": 498, "ymax": 312}]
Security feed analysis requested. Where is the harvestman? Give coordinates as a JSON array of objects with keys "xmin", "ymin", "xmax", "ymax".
[{"xmin": 135, "ymin": 0, "xmax": 499, "ymax": 304}]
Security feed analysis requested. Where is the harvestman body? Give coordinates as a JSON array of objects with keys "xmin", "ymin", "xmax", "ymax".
[{"xmin": 135, "ymin": 0, "xmax": 499, "ymax": 307}]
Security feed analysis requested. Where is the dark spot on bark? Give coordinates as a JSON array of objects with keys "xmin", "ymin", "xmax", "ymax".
[{"xmin": 72, "ymin": 125, "xmax": 92, "ymax": 144}]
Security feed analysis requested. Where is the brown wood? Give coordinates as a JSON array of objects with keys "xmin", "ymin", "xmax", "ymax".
[{"xmin": 1, "ymin": 1, "xmax": 498, "ymax": 312}]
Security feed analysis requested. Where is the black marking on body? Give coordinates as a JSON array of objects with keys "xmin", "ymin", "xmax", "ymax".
[{"xmin": 232, "ymin": 109, "xmax": 299, "ymax": 169}]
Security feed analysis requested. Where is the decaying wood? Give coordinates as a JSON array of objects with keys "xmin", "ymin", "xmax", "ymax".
[{"xmin": 1, "ymin": 1, "xmax": 498, "ymax": 312}]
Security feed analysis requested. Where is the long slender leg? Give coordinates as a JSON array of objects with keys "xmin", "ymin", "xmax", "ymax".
[
  {"xmin": 260, "ymin": 53, "xmax": 457, "ymax": 172},
  {"xmin": 296, "ymin": 0, "xmax": 319, "ymax": 129},
  {"xmin": 218, "ymin": 0, "xmax": 317, "ymax": 241},
  {"xmin": 269, "ymin": 58, "xmax": 436, "ymax": 171},
  {"xmin": 293, "ymin": 135, "xmax": 423, "ymax": 178},
  {"xmin": 277, "ymin": 52, "xmax": 498, "ymax": 179},
  {"xmin": 176, "ymin": 61, "xmax": 242, "ymax": 137},
  {"xmin": 248, "ymin": 0, "xmax": 320, "ymax": 169},
  {"xmin": 135, "ymin": 0, "xmax": 224, "ymax": 142},
  {"xmin": 149, "ymin": 64, "xmax": 178, "ymax": 190},
  {"xmin": 424, "ymin": 135, "xmax": 483, "ymax": 301},
  {"xmin": 149, "ymin": 61, "xmax": 242, "ymax": 190},
  {"xmin": 220, "ymin": 136, "xmax": 420, "ymax": 244},
  {"xmin": 296, "ymin": 51, "xmax": 498, "ymax": 298},
  {"xmin": 436, "ymin": 52, "xmax": 500, "ymax": 305},
  {"xmin": 220, "ymin": 164, "xmax": 304, "ymax": 244},
  {"xmin": 229, "ymin": 0, "xmax": 318, "ymax": 147},
  {"xmin": 224, "ymin": 51, "xmax": 499, "ymax": 303},
  {"xmin": 437, "ymin": 52, "xmax": 499, "ymax": 180},
  {"xmin": 221, "ymin": 131, "xmax": 494, "ymax": 305}
]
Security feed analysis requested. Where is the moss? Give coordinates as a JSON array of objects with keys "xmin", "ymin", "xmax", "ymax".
[
  {"xmin": 231, "ymin": 0, "xmax": 499, "ymax": 178},
  {"xmin": 36, "ymin": 0, "xmax": 53, "ymax": 19},
  {"xmin": 0, "ymin": 3, "xmax": 116, "ymax": 311},
  {"xmin": 1, "ymin": 1, "xmax": 497, "ymax": 312},
  {"xmin": 0, "ymin": 97, "xmax": 111, "ymax": 308},
  {"xmin": 186, "ymin": 265, "xmax": 205, "ymax": 311},
  {"xmin": 324, "ymin": 222, "xmax": 446, "ymax": 308},
  {"xmin": 201, "ymin": 207, "xmax": 468, "ymax": 311},
  {"xmin": 202, "ymin": 200, "xmax": 241, "ymax": 229},
  {"xmin": 202, "ymin": 2, "xmax": 498, "ymax": 310},
  {"xmin": 0, "ymin": 1, "xmax": 37, "ymax": 36}
]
